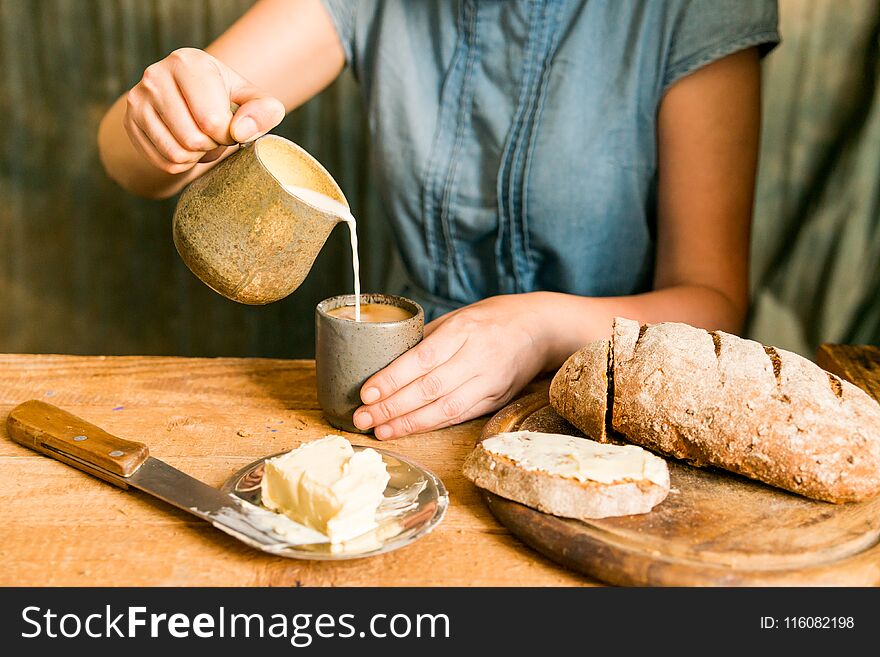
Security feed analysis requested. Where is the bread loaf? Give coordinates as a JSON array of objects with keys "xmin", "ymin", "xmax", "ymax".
[
  {"xmin": 550, "ymin": 317, "xmax": 880, "ymax": 503},
  {"xmin": 463, "ymin": 431, "xmax": 670, "ymax": 519}
]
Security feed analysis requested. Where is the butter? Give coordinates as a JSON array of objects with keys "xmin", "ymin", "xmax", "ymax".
[
  {"xmin": 482, "ymin": 431, "xmax": 668, "ymax": 486},
  {"xmin": 261, "ymin": 435, "xmax": 390, "ymax": 543}
]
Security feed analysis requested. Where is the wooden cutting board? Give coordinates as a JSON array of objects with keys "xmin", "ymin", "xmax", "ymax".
[{"xmin": 477, "ymin": 345, "xmax": 880, "ymax": 586}]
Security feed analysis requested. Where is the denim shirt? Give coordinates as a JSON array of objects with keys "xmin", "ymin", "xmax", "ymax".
[{"xmin": 322, "ymin": 0, "xmax": 779, "ymax": 321}]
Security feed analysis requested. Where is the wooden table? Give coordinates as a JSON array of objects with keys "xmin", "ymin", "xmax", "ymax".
[
  {"xmin": 3, "ymin": 345, "xmax": 876, "ymax": 586},
  {"xmin": 0, "ymin": 355, "xmax": 585, "ymax": 586}
]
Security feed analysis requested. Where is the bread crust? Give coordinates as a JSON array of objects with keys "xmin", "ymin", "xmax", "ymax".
[
  {"xmin": 610, "ymin": 317, "xmax": 880, "ymax": 503},
  {"xmin": 549, "ymin": 339, "xmax": 610, "ymax": 443},
  {"xmin": 462, "ymin": 442, "xmax": 670, "ymax": 520}
]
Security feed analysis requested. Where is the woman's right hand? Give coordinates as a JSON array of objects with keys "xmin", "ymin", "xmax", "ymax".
[{"xmin": 123, "ymin": 47, "xmax": 286, "ymax": 175}]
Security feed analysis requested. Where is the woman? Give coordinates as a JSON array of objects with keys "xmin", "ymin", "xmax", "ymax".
[{"xmin": 99, "ymin": 0, "xmax": 779, "ymax": 439}]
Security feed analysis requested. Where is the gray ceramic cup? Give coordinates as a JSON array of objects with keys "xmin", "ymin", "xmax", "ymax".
[{"xmin": 316, "ymin": 293, "xmax": 424, "ymax": 433}]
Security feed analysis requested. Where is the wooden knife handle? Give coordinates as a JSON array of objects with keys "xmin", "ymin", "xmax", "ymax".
[{"xmin": 6, "ymin": 400, "xmax": 149, "ymax": 484}]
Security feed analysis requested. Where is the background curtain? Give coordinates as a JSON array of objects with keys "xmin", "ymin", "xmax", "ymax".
[{"xmin": 749, "ymin": 0, "xmax": 880, "ymax": 354}]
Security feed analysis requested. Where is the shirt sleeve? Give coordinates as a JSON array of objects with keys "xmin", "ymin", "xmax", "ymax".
[
  {"xmin": 662, "ymin": 0, "xmax": 780, "ymax": 92},
  {"xmin": 320, "ymin": 0, "xmax": 358, "ymax": 66}
]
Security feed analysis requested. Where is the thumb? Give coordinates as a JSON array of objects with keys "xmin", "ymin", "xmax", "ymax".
[{"xmin": 228, "ymin": 83, "xmax": 286, "ymax": 143}]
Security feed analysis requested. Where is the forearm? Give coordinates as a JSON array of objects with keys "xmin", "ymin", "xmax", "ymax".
[{"xmin": 528, "ymin": 285, "xmax": 746, "ymax": 371}]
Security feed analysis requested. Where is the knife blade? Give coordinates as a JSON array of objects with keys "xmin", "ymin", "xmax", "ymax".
[{"xmin": 6, "ymin": 400, "xmax": 327, "ymax": 551}]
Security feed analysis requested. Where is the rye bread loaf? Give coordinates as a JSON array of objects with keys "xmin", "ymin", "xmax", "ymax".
[
  {"xmin": 550, "ymin": 317, "xmax": 880, "ymax": 503},
  {"xmin": 463, "ymin": 431, "xmax": 670, "ymax": 519}
]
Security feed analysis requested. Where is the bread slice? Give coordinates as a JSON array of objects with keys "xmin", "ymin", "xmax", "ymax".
[
  {"xmin": 549, "ymin": 339, "xmax": 611, "ymax": 442},
  {"xmin": 462, "ymin": 431, "xmax": 670, "ymax": 519}
]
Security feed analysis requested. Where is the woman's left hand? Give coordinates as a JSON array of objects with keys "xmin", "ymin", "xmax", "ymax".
[{"xmin": 352, "ymin": 294, "xmax": 552, "ymax": 439}]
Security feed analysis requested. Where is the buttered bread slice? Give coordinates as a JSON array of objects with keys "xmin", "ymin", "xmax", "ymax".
[{"xmin": 463, "ymin": 431, "xmax": 670, "ymax": 519}]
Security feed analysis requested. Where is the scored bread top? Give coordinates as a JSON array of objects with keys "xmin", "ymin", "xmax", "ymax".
[
  {"xmin": 481, "ymin": 431, "xmax": 669, "ymax": 487},
  {"xmin": 611, "ymin": 317, "xmax": 880, "ymax": 502}
]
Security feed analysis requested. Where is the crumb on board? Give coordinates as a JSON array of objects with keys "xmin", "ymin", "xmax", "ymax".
[{"xmin": 236, "ymin": 429, "xmax": 250, "ymax": 438}]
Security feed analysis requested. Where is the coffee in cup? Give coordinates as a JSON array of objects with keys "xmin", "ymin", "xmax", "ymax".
[
  {"xmin": 316, "ymin": 294, "xmax": 424, "ymax": 433},
  {"xmin": 327, "ymin": 303, "xmax": 413, "ymax": 323}
]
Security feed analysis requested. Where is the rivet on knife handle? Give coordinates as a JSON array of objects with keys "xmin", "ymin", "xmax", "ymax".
[{"xmin": 6, "ymin": 400, "xmax": 149, "ymax": 477}]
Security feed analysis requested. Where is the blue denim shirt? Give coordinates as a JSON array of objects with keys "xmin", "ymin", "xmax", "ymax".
[{"xmin": 322, "ymin": 0, "xmax": 779, "ymax": 321}]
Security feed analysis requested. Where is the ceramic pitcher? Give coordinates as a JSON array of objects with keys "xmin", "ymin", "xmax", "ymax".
[{"xmin": 172, "ymin": 134, "xmax": 349, "ymax": 305}]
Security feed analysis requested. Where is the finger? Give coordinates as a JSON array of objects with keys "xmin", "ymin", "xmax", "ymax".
[
  {"xmin": 133, "ymin": 103, "xmax": 203, "ymax": 166},
  {"xmin": 228, "ymin": 83, "xmax": 285, "ymax": 143},
  {"xmin": 172, "ymin": 58, "xmax": 235, "ymax": 145},
  {"xmin": 359, "ymin": 329, "xmax": 467, "ymax": 405},
  {"xmin": 125, "ymin": 114, "xmax": 193, "ymax": 175},
  {"xmin": 353, "ymin": 357, "xmax": 479, "ymax": 430},
  {"xmin": 152, "ymin": 79, "xmax": 220, "ymax": 153},
  {"xmin": 372, "ymin": 378, "xmax": 496, "ymax": 440},
  {"xmin": 199, "ymin": 144, "xmax": 231, "ymax": 163}
]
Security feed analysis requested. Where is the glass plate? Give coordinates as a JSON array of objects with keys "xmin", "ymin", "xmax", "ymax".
[{"xmin": 221, "ymin": 446, "xmax": 448, "ymax": 560}]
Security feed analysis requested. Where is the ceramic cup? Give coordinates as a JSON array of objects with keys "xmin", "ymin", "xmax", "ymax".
[{"xmin": 316, "ymin": 293, "xmax": 424, "ymax": 433}]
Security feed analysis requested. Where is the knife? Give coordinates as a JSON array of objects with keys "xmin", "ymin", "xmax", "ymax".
[{"xmin": 6, "ymin": 400, "xmax": 327, "ymax": 552}]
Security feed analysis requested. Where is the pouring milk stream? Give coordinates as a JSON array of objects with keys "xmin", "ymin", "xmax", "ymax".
[{"xmin": 283, "ymin": 185, "xmax": 361, "ymax": 322}]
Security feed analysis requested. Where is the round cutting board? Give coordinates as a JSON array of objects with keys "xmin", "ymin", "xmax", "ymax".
[{"xmin": 478, "ymin": 385, "xmax": 880, "ymax": 586}]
